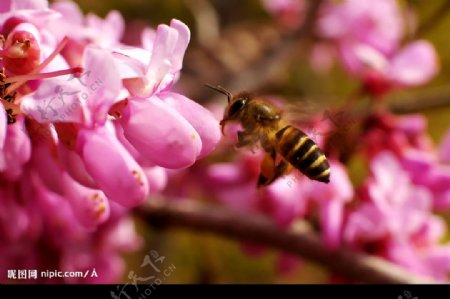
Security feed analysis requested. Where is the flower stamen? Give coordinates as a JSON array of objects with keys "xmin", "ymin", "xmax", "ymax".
[{"xmin": 5, "ymin": 36, "xmax": 70, "ymax": 95}]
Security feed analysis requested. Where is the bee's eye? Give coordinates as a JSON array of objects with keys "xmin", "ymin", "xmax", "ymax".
[{"xmin": 228, "ymin": 98, "xmax": 246, "ymax": 117}]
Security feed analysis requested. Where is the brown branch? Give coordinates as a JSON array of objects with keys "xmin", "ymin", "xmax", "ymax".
[
  {"xmin": 389, "ymin": 86, "xmax": 450, "ymax": 114},
  {"xmin": 210, "ymin": 0, "xmax": 324, "ymax": 98},
  {"xmin": 136, "ymin": 199, "xmax": 438, "ymax": 284},
  {"xmin": 416, "ymin": 0, "xmax": 450, "ymax": 36}
]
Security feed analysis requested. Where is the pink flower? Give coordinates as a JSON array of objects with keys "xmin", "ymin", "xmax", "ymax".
[
  {"xmin": 317, "ymin": 0, "xmax": 439, "ymax": 96},
  {"xmin": 361, "ymin": 112, "xmax": 433, "ymax": 159},
  {"xmin": 202, "ymin": 152, "xmax": 262, "ymax": 212},
  {"xmin": 47, "ymin": 1, "xmax": 125, "ymax": 47},
  {"xmin": 118, "ymin": 94, "xmax": 214, "ymax": 169},
  {"xmin": 345, "ymin": 152, "xmax": 432, "ymax": 243},
  {"xmin": 318, "ymin": 0, "xmax": 404, "ymax": 55},
  {"xmin": 401, "ymin": 148, "xmax": 450, "ymax": 210},
  {"xmin": 76, "ymin": 124, "xmax": 149, "ymax": 208},
  {"xmin": 439, "ymin": 126, "xmax": 450, "ymax": 164},
  {"xmin": 361, "ymin": 112, "xmax": 450, "ymax": 210},
  {"xmin": 344, "ymin": 151, "xmax": 450, "ymax": 280},
  {"xmin": 308, "ymin": 160, "xmax": 354, "ymax": 249},
  {"xmin": 340, "ymin": 40, "xmax": 439, "ymax": 95},
  {"xmin": 117, "ymin": 19, "xmax": 190, "ymax": 98},
  {"xmin": 259, "ymin": 174, "xmax": 310, "ymax": 227},
  {"xmin": 0, "ymin": 116, "xmax": 31, "ymax": 181},
  {"xmin": 112, "ymin": 20, "xmax": 221, "ymax": 169},
  {"xmin": 261, "ymin": 0, "xmax": 306, "ymax": 29}
]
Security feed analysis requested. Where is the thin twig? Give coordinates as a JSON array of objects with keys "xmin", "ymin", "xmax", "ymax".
[
  {"xmin": 207, "ymin": 0, "xmax": 324, "ymax": 100},
  {"xmin": 416, "ymin": 0, "xmax": 450, "ymax": 36},
  {"xmin": 136, "ymin": 200, "xmax": 437, "ymax": 284},
  {"xmin": 389, "ymin": 86, "xmax": 450, "ymax": 114}
]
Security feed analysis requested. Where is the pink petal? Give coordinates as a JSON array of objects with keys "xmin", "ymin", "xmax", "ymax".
[
  {"xmin": 33, "ymin": 174, "xmax": 85, "ymax": 243},
  {"xmin": 319, "ymin": 199, "xmax": 344, "ymax": 249},
  {"xmin": 310, "ymin": 160, "xmax": 354, "ymax": 203},
  {"xmin": 50, "ymin": 1, "xmax": 83, "ymax": 25},
  {"xmin": 31, "ymin": 141, "xmax": 65, "ymax": 194},
  {"xmin": 58, "ymin": 143, "xmax": 98, "ymax": 189},
  {"xmin": 112, "ymin": 47, "xmax": 150, "ymax": 79},
  {"xmin": 338, "ymin": 41, "xmax": 388, "ymax": 76},
  {"xmin": 76, "ymin": 125, "xmax": 149, "ymax": 207},
  {"xmin": 82, "ymin": 47, "xmax": 122, "ymax": 124},
  {"xmin": 141, "ymin": 27, "xmax": 156, "ymax": 51},
  {"xmin": 262, "ymin": 177, "xmax": 307, "ymax": 228},
  {"xmin": 120, "ymin": 96, "xmax": 202, "ymax": 169},
  {"xmin": 0, "ymin": 1, "xmax": 11, "ymax": 12},
  {"xmin": 144, "ymin": 166, "xmax": 167, "ymax": 194},
  {"xmin": 0, "ymin": 105, "xmax": 7, "ymax": 149},
  {"xmin": 11, "ymin": 0, "xmax": 48, "ymax": 10},
  {"xmin": 21, "ymin": 79, "xmax": 85, "ymax": 123},
  {"xmin": 62, "ymin": 173, "xmax": 110, "ymax": 230},
  {"xmin": 114, "ymin": 121, "xmax": 155, "ymax": 167},
  {"xmin": 85, "ymin": 10, "xmax": 124, "ymax": 46},
  {"xmin": 206, "ymin": 162, "xmax": 243, "ymax": 184},
  {"xmin": 48, "ymin": 1, "xmax": 84, "ymax": 40},
  {"xmin": 344, "ymin": 204, "xmax": 386, "ymax": 244},
  {"xmin": 102, "ymin": 210, "xmax": 143, "ymax": 252},
  {"xmin": 0, "ymin": 185, "xmax": 33, "ymax": 241},
  {"xmin": 387, "ymin": 40, "xmax": 439, "ymax": 86},
  {"xmin": 141, "ymin": 19, "xmax": 190, "ymax": 96},
  {"xmin": 424, "ymin": 245, "xmax": 450, "ymax": 281},
  {"xmin": 414, "ymin": 216, "xmax": 446, "ymax": 246},
  {"xmin": 0, "ymin": 117, "xmax": 31, "ymax": 180},
  {"xmin": 439, "ymin": 127, "xmax": 450, "ymax": 163},
  {"xmin": 310, "ymin": 42, "xmax": 335, "ymax": 74},
  {"xmin": 160, "ymin": 92, "xmax": 221, "ymax": 159}
]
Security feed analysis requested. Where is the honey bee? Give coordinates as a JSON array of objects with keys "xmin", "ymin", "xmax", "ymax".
[{"xmin": 206, "ymin": 84, "xmax": 330, "ymax": 187}]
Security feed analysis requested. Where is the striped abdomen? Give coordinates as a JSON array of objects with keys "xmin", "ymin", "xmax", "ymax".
[{"xmin": 275, "ymin": 125, "xmax": 330, "ymax": 183}]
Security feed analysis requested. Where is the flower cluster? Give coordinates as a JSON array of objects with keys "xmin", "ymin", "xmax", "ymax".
[
  {"xmin": 317, "ymin": 0, "xmax": 439, "ymax": 97},
  {"xmin": 0, "ymin": 0, "xmax": 220, "ymax": 282}
]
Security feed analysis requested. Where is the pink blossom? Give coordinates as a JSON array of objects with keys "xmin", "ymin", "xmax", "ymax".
[
  {"xmin": 118, "ymin": 96, "xmax": 203, "ymax": 169},
  {"xmin": 111, "ymin": 19, "xmax": 220, "ymax": 169},
  {"xmin": 259, "ymin": 174, "xmax": 310, "ymax": 227},
  {"xmin": 118, "ymin": 19, "xmax": 190, "ymax": 98},
  {"xmin": 317, "ymin": 0, "xmax": 438, "ymax": 96},
  {"xmin": 202, "ymin": 152, "xmax": 262, "ymax": 212},
  {"xmin": 344, "ymin": 151, "xmax": 450, "ymax": 280},
  {"xmin": 0, "ymin": 116, "xmax": 31, "ymax": 181},
  {"xmin": 345, "ymin": 152, "xmax": 432, "ymax": 243},
  {"xmin": 308, "ymin": 160, "xmax": 354, "ymax": 249},
  {"xmin": 318, "ymin": 0, "xmax": 404, "ymax": 55},
  {"xmin": 76, "ymin": 125, "xmax": 149, "ymax": 208},
  {"xmin": 439, "ymin": 127, "xmax": 450, "ymax": 164},
  {"xmin": 361, "ymin": 112, "xmax": 433, "ymax": 159},
  {"xmin": 361, "ymin": 112, "xmax": 450, "ymax": 210},
  {"xmin": 261, "ymin": 0, "xmax": 306, "ymax": 29},
  {"xmin": 401, "ymin": 149, "xmax": 450, "ymax": 210},
  {"xmin": 339, "ymin": 40, "xmax": 439, "ymax": 95},
  {"xmin": 47, "ymin": 1, "xmax": 124, "ymax": 47}
]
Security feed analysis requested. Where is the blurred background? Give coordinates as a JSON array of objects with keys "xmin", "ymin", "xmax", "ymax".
[{"xmin": 61, "ymin": 0, "xmax": 450, "ymax": 283}]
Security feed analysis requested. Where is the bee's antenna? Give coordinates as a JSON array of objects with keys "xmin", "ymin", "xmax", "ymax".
[{"xmin": 204, "ymin": 83, "xmax": 232, "ymax": 103}]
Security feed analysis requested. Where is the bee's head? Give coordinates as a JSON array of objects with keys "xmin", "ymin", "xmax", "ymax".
[{"xmin": 205, "ymin": 84, "xmax": 250, "ymax": 134}]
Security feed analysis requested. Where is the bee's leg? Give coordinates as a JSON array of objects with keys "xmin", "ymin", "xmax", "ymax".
[
  {"xmin": 257, "ymin": 152, "xmax": 292, "ymax": 187},
  {"xmin": 257, "ymin": 150, "xmax": 276, "ymax": 187}
]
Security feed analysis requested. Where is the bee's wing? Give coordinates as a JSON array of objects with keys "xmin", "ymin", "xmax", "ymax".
[{"xmin": 280, "ymin": 96, "xmax": 328, "ymax": 126}]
